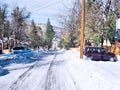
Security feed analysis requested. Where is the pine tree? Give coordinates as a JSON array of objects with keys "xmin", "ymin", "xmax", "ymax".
[
  {"xmin": 4, "ymin": 21, "xmax": 10, "ymax": 38},
  {"xmin": 29, "ymin": 20, "xmax": 42, "ymax": 48},
  {"xmin": 11, "ymin": 7, "xmax": 30, "ymax": 42},
  {"xmin": 0, "ymin": 4, "xmax": 8, "ymax": 39},
  {"xmin": 45, "ymin": 18, "xmax": 55, "ymax": 49}
]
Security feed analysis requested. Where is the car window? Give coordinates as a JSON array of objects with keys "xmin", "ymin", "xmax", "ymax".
[
  {"xmin": 13, "ymin": 47, "xmax": 25, "ymax": 50},
  {"xmin": 86, "ymin": 48, "xmax": 91, "ymax": 52},
  {"xmin": 98, "ymin": 48, "xmax": 101, "ymax": 53},
  {"xmin": 26, "ymin": 48, "xmax": 30, "ymax": 50},
  {"xmin": 93, "ymin": 48, "xmax": 98, "ymax": 53},
  {"xmin": 101, "ymin": 48, "xmax": 108, "ymax": 53}
]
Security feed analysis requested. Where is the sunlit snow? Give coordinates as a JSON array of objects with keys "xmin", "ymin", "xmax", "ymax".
[{"xmin": 0, "ymin": 49, "xmax": 120, "ymax": 90}]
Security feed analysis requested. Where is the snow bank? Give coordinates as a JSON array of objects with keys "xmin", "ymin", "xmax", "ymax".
[
  {"xmin": 0, "ymin": 66, "xmax": 3, "ymax": 74},
  {"xmin": 0, "ymin": 49, "xmax": 47, "ymax": 67},
  {"xmin": 0, "ymin": 66, "xmax": 9, "ymax": 76},
  {"xmin": 64, "ymin": 49, "xmax": 120, "ymax": 90}
]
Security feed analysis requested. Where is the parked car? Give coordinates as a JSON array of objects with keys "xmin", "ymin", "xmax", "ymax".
[
  {"xmin": 84, "ymin": 46, "xmax": 117, "ymax": 62},
  {"xmin": 12, "ymin": 46, "xmax": 34, "ymax": 57}
]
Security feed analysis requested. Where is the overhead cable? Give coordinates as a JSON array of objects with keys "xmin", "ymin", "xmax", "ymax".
[{"xmin": 31, "ymin": 0, "xmax": 63, "ymax": 12}]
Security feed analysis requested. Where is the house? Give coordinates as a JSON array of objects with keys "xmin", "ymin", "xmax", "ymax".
[{"xmin": 115, "ymin": 18, "xmax": 120, "ymax": 47}]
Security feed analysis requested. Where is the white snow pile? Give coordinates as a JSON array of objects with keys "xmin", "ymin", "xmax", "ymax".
[
  {"xmin": 0, "ymin": 48, "xmax": 120, "ymax": 90},
  {"xmin": 30, "ymin": 48, "xmax": 48, "ymax": 59},
  {"xmin": 0, "ymin": 48, "xmax": 47, "ymax": 73},
  {"xmin": 64, "ymin": 49, "xmax": 120, "ymax": 90},
  {"xmin": 0, "ymin": 66, "xmax": 3, "ymax": 74},
  {"xmin": 0, "ymin": 65, "xmax": 9, "ymax": 76}
]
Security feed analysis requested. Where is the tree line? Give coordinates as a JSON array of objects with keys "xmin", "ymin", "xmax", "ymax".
[
  {"xmin": 0, "ymin": 3, "xmax": 55, "ymax": 50},
  {"xmin": 59, "ymin": 0, "xmax": 120, "ymax": 48}
]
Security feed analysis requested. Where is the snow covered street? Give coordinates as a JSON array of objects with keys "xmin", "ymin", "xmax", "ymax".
[{"xmin": 0, "ymin": 49, "xmax": 120, "ymax": 90}]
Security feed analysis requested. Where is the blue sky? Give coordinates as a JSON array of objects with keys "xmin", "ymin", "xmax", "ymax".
[{"xmin": 3, "ymin": 0, "xmax": 74, "ymax": 27}]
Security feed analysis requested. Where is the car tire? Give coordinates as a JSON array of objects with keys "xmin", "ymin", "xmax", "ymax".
[
  {"xmin": 110, "ymin": 57, "xmax": 114, "ymax": 62},
  {"xmin": 87, "ymin": 56, "xmax": 93, "ymax": 60}
]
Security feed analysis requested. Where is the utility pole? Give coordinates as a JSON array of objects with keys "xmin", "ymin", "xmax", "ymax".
[{"xmin": 80, "ymin": 0, "xmax": 85, "ymax": 58}]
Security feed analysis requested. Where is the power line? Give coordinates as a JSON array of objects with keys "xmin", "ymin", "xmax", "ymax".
[
  {"xmin": 31, "ymin": 0, "xmax": 63, "ymax": 12},
  {"xmin": 3, "ymin": 0, "xmax": 64, "ymax": 20},
  {"xmin": 62, "ymin": 1, "xmax": 70, "ymax": 10}
]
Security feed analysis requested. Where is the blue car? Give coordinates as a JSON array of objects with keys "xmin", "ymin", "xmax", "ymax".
[{"xmin": 12, "ymin": 46, "xmax": 34, "ymax": 57}]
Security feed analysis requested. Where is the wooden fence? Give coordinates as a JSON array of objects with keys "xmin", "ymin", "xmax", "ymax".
[{"xmin": 106, "ymin": 45, "xmax": 120, "ymax": 55}]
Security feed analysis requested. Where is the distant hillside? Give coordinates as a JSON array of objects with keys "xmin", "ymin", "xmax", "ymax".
[
  {"xmin": 37, "ymin": 23, "xmax": 64, "ymax": 38},
  {"xmin": 24, "ymin": 22, "xmax": 64, "ymax": 39}
]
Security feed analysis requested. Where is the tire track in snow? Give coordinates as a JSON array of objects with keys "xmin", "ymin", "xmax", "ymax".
[
  {"xmin": 65, "ymin": 66, "xmax": 81, "ymax": 90},
  {"xmin": 7, "ymin": 59, "xmax": 42, "ymax": 90},
  {"xmin": 8, "ymin": 55, "xmax": 52, "ymax": 90},
  {"xmin": 8, "ymin": 51, "xmax": 58, "ymax": 90},
  {"xmin": 44, "ymin": 50, "xmax": 81, "ymax": 90},
  {"xmin": 45, "ymin": 52, "xmax": 58, "ymax": 90},
  {"xmin": 35, "ymin": 51, "xmax": 65, "ymax": 90},
  {"xmin": 62, "ymin": 50, "xmax": 81, "ymax": 90}
]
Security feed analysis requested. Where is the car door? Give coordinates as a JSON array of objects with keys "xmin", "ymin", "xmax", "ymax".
[
  {"xmin": 101, "ymin": 48, "xmax": 109, "ymax": 60},
  {"xmin": 92, "ymin": 48, "xmax": 101, "ymax": 60}
]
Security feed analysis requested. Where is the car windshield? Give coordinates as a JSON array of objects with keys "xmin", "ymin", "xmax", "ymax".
[{"xmin": 13, "ymin": 47, "xmax": 25, "ymax": 50}]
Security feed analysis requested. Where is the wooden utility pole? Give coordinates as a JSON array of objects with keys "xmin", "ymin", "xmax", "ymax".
[{"xmin": 80, "ymin": 0, "xmax": 85, "ymax": 58}]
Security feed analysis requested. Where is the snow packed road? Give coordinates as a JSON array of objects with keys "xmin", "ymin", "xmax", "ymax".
[
  {"xmin": 0, "ymin": 50, "xmax": 80, "ymax": 90},
  {"xmin": 0, "ymin": 49, "xmax": 120, "ymax": 90}
]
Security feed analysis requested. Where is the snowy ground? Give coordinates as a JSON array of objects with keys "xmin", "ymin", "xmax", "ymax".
[{"xmin": 0, "ymin": 49, "xmax": 120, "ymax": 90}]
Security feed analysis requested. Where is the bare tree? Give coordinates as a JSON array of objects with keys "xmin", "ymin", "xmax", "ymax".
[
  {"xmin": 59, "ymin": 0, "xmax": 120, "ymax": 46},
  {"xmin": 103, "ymin": 0, "xmax": 119, "ymax": 40},
  {"xmin": 59, "ymin": 0, "xmax": 82, "ymax": 47},
  {"xmin": 85, "ymin": 0, "xmax": 118, "ymax": 45},
  {"xmin": 10, "ymin": 7, "xmax": 30, "ymax": 43},
  {"xmin": 111, "ymin": 0, "xmax": 120, "ymax": 18}
]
